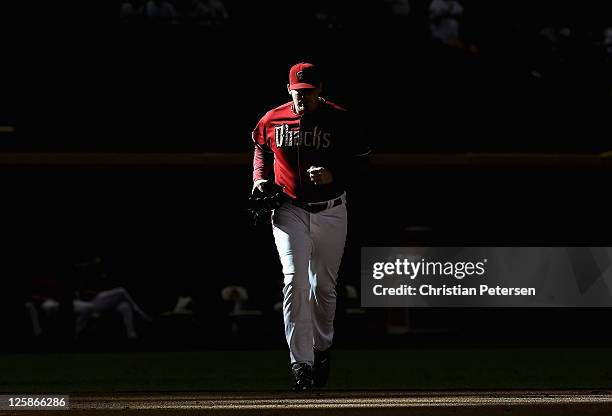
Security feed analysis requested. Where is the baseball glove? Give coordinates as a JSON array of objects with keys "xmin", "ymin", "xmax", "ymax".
[{"xmin": 247, "ymin": 182, "xmax": 288, "ymax": 226}]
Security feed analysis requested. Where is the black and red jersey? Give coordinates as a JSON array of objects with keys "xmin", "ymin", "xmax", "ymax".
[{"xmin": 252, "ymin": 98, "xmax": 370, "ymax": 202}]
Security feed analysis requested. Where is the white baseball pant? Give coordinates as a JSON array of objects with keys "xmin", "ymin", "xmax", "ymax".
[{"xmin": 272, "ymin": 193, "xmax": 347, "ymax": 365}]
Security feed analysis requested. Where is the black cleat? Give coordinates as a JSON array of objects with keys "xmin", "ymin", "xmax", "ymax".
[
  {"xmin": 313, "ymin": 348, "xmax": 331, "ymax": 387},
  {"xmin": 291, "ymin": 363, "xmax": 314, "ymax": 391}
]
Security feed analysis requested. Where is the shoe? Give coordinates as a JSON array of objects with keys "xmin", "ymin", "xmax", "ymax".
[
  {"xmin": 291, "ymin": 363, "xmax": 313, "ymax": 391},
  {"xmin": 313, "ymin": 348, "xmax": 330, "ymax": 387}
]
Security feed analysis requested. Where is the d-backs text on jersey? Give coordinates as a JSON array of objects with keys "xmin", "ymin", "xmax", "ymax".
[{"xmin": 275, "ymin": 124, "xmax": 331, "ymax": 149}]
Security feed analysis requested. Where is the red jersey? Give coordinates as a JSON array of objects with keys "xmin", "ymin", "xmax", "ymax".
[{"xmin": 252, "ymin": 98, "xmax": 370, "ymax": 202}]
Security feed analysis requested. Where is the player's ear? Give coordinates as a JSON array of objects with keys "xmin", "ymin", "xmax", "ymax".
[{"xmin": 287, "ymin": 84, "xmax": 292, "ymax": 95}]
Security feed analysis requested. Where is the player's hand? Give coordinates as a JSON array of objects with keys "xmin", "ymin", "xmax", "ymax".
[
  {"xmin": 308, "ymin": 166, "xmax": 333, "ymax": 185},
  {"xmin": 252, "ymin": 179, "xmax": 269, "ymax": 194}
]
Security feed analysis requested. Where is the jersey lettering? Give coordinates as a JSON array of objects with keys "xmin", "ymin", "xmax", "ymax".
[{"xmin": 274, "ymin": 124, "xmax": 332, "ymax": 150}]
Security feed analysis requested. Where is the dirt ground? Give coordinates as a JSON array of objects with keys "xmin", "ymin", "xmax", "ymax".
[{"xmin": 2, "ymin": 390, "xmax": 612, "ymax": 415}]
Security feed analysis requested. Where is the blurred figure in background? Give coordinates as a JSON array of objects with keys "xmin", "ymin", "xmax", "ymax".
[
  {"xmin": 604, "ymin": 26, "xmax": 612, "ymax": 59},
  {"xmin": 120, "ymin": 1, "xmax": 136, "ymax": 23},
  {"xmin": 143, "ymin": 0, "xmax": 178, "ymax": 24},
  {"xmin": 120, "ymin": 0, "xmax": 147, "ymax": 23},
  {"xmin": 23, "ymin": 278, "xmax": 64, "ymax": 338},
  {"xmin": 20, "ymin": 248, "xmax": 77, "ymax": 342},
  {"xmin": 24, "ymin": 256, "xmax": 152, "ymax": 340},
  {"xmin": 429, "ymin": 0, "xmax": 464, "ymax": 48},
  {"xmin": 72, "ymin": 255, "xmax": 152, "ymax": 340},
  {"xmin": 188, "ymin": 0, "xmax": 229, "ymax": 26}
]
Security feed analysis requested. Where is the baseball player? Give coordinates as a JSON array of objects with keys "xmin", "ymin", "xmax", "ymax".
[{"xmin": 251, "ymin": 62, "xmax": 370, "ymax": 391}]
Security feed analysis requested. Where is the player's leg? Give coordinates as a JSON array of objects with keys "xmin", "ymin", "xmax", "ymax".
[
  {"xmin": 73, "ymin": 300, "xmax": 94, "ymax": 337},
  {"xmin": 308, "ymin": 198, "xmax": 347, "ymax": 387},
  {"xmin": 309, "ymin": 199, "xmax": 347, "ymax": 351},
  {"xmin": 35, "ymin": 299, "xmax": 61, "ymax": 336},
  {"xmin": 116, "ymin": 301, "xmax": 138, "ymax": 339},
  {"xmin": 24, "ymin": 302, "xmax": 42, "ymax": 337},
  {"xmin": 113, "ymin": 287, "xmax": 151, "ymax": 321},
  {"xmin": 91, "ymin": 287, "xmax": 151, "ymax": 321},
  {"xmin": 272, "ymin": 203, "xmax": 314, "ymax": 367}
]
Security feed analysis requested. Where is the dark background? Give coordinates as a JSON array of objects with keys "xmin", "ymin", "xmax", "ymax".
[
  {"xmin": 1, "ymin": 0, "xmax": 611, "ymax": 354},
  {"xmin": 2, "ymin": 0, "xmax": 611, "ymax": 152},
  {"xmin": 2, "ymin": 162, "xmax": 611, "ymax": 352}
]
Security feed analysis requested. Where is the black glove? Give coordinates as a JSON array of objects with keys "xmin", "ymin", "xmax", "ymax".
[{"xmin": 247, "ymin": 183, "xmax": 288, "ymax": 226}]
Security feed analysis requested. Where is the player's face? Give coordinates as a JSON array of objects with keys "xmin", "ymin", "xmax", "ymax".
[{"xmin": 287, "ymin": 85, "xmax": 322, "ymax": 115}]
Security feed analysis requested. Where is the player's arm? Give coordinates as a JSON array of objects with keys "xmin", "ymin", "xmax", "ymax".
[
  {"xmin": 253, "ymin": 144, "xmax": 274, "ymax": 193},
  {"xmin": 252, "ymin": 117, "xmax": 274, "ymax": 193}
]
